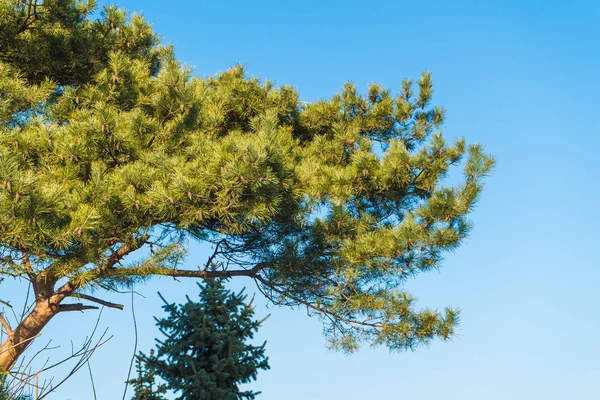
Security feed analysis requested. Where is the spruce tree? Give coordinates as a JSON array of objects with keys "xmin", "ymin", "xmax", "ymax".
[
  {"xmin": 128, "ymin": 350, "xmax": 167, "ymax": 400},
  {"xmin": 142, "ymin": 280, "xmax": 269, "ymax": 400},
  {"xmin": 0, "ymin": 0, "xmax": 495, "ymax": 373},
  {"xmin": 0, "ymin": 383, "xmax": 31, "ymax": 400}
]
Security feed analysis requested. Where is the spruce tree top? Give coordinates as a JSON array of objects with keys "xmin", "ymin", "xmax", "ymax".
[
  {"xmin": 142, "ymin": 280, "xmax": 269, "ymax": 400},
  {"xmin": 0, "ymin": 0, "xmax": 495, "ymax": 356}
]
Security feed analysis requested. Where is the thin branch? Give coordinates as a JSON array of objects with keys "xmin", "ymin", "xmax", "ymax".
[
  {"xmin": 57, "ymin": 304, "xmax": 99, "ymax": 313},
  {"xmin": 254, "ymin": 275, "xmax": 381, "ymax": 329},
  {"xmin": 121, "ymin": 290, "xmax": 137, "ymax": 400},
  {"xmin": 38, "ymin": 330, "xmax": 112, "ymax": 399},
  {"xmin": 53, "ymin": 236, "xmax": 150, "ymax": 299},
  {"xmin": 87, "ymin": 361, "xmax": 97, "ymax": 400},
  {"xmin": 69, "ymin": 294, "xmax": 124, "ymax": 310},
  {"xmin": 40, "ymin": 314, "xmax": 105, "ymax": 373},
  {"xmin": 103, "ymin": 262, "xmax": 267, "ymax": 280},
  {"xmin": 19, "ymin": 282, "xmax": 31, "ymax": 325},
  {"xmin": 203, "ymin": 239, "xmax": 226, "ymax": 271},
  {"xmin": 94, "ymin": 283, "xmax": 146, "ymax": 298},
  {"xmin": 0, "ymin": 256, "xmax": 22, "ymax": 273},
  {"xmin": 0, "ymin": 312, "xmax": 12, "ymax": 334},
  {"xmin": 37, "ymin": 310, "xmax": 112, "ymax": 399}
]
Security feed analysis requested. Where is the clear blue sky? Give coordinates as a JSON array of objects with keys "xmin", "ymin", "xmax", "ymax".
[{"xmin": 6, "ymin": 0, "xmax": 600, "ymax": 398}]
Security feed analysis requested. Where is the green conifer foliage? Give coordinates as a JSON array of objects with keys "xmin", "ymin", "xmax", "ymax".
[
  {"xmin": 128, "ymin": 350, "xmax": 168, "ymax": 400},
  {"xmin": 0, "ymin": 0, "xmax": 494, "ymax": 372},
  {"xmin": 0, "ymin": 382, "xmax": 31, "ymax": 400},
  {"xmin": 0, "ymin": 0, "xmax": 159, "ymax": 85},
  {"xmin": 141, "ymin": 280, "xmax": 269, "ymax": 400}
]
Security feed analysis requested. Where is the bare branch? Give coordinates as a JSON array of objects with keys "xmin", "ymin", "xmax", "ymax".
[
  {"xmin": 57, "ymin": 304, "xmax": 99, "ymax": 313},
  {"xmin": 0, "ymin": 312, "xmax": 12, "ymax": 334},
  {"xmin": 87, "ymin": 361, "xmax": 97, "ymax": 400},
  {"xmin": 38, "ymin": 310, "xmax": 113, "ymax": 399},
  {"xmin": 69, "ymin": 294, "xmax": 124, "ymax": 310},
  {"xmin": 19, "ymin": 282, "xmax": 32, "ymax": 325},
  {"xmin": 203, "ymin": 239, "xmax": 227, "ymax": 271},
  {"xmin": 121, "ymin": 291, "xmax": 137, "ymax": 400}
]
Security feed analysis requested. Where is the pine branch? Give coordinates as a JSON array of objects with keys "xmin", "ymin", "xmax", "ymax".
[
  {"xmin": 254, "ymin": 275, "xmax": 381, "ymax": 329},
  {"xmin": 53, "ymin": 236, "xmax": 150, "ymax": 298},
  {"xmin": 102, "ymin": 262, "xmax": 267, "ymax": 280},
  {"xmin": 203, "ymin": 239, "xmax": 227, "ymax": 271},
  {"xmin": 69, "ymin": 294, "xmax": 124, "ymax": 310},
  {"xmin": 57, "ymin": 304, "xmax": 99, "ymax": 313}
]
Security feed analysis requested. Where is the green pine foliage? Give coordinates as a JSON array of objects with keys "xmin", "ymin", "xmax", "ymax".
[
  {"xmin": 0, "ymin": 0, "xmax": 495, "ymax": 370},
  {"xmin": 0, "ymin": 0, "xmax": 159, "ymax": 85},
  {"xmin": 140, "ymin": 280, "xmax": 269, "ymax": 400}
]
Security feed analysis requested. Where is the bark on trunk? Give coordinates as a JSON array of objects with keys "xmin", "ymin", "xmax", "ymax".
[{"xmin": 0, "ymin": 300, "xmax": 58, "ymax": 373}]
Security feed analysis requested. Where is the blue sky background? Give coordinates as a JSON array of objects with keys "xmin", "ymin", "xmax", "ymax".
[{"xmin": 3, "ymin": 0, "xmax": 600, "ymax": 398}]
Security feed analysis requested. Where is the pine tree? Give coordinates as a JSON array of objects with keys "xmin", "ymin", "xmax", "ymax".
[
  {"xmin": 141, "ymin": 280, "xmax": 269, "ymax": 400},
  {"xmin": 128, "ymin": 350, "xmax": 167, "ymax": 400},
  {"xmin": 0, "ymin": 0, "xmax": 495, "ymax": 373}
]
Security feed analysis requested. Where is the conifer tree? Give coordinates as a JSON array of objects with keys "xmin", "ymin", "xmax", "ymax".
[
  {"xmin": 0, "ymin": 383, "xmax": 31, "ymax": 400},
  {"xmin": 138, "ymin": 280, "xmax": 269, "ymax": 400},
  {"xmin": 128, "ymin": 350, "xmax": 167, "ymax": 400},
  {"xmin": 0, "ymin": 0, "xmax": 495, "ymax": 373}
]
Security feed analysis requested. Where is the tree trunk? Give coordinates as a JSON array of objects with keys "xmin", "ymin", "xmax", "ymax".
[{"xmin": 0, "ymin": 300, "xmax": 58, "ymax": 373}]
